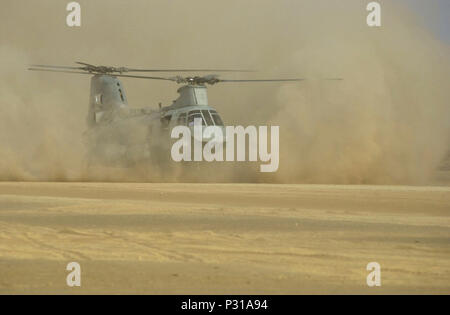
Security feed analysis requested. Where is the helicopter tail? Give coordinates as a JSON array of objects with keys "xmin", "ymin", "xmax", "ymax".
[{"xmin": 87, "ymin": 74, "xmax": 129, "ymax": 126}]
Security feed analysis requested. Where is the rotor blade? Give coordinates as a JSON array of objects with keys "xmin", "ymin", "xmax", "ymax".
[
  {"xmin": 124, "ymin": 68, "xmax": 255, "ymax": 73},
  {"xmin": 28, "ymin": 68, "xmax": 311, "ymax": 84},
  {"xmin": 30, "ymin": 64, "xmax": 84, "ymax": 70},
  {"xmin": 220, "ymin": 78, "xmax": 342, "ymax": 82},
  {"xmin": 28, "ymin": 68, "xmax": 94, "ymax": 75},
  {"xmin": 77, "ymin": 61, "xmax": 254, "ymax": 73},
  {"xmin": 28, "ymin": 67, "xmax": 176, "ymax": 81},
  {"xmin": 32, "ymin": 62, "xmax": 254, "ymax": 73},
  {"xmin": 219, "ymin": 79, "xmax": 305, "ymax": 83},
  {"xmin": 75, "ymin": 61, "xmax": 96, "ymax": 67},
  {"xmin": 112, "ymin": 74, "xmax": 176, "ymax": 81}
]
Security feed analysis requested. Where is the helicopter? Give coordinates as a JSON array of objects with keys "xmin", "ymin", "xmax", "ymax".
[{"xmin": 28, "ymin": 62, "xmax": 305, "ymax": 167}]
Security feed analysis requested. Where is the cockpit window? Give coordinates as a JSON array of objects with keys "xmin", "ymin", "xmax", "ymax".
[
  {"xmin": 161, "ymin": 115, "xmax": 172, "ymax": 129},
  {"xmin": 177, "ymin": 113, "xmax": 186, "ymax": 125},
  {"xmin": 211, "ymin": 113, "xmax": 224, "ymax": 126},
  {"xmin": 186, "ymin": 109, "xmax": 223, "ymax": 126},
  {"xmin": 187, "ymin": 113, "xmax": 206, "ymax": 126},
  {"xmin": 201, "ymin": 110, "xmax": 214, "ymax": 126}
]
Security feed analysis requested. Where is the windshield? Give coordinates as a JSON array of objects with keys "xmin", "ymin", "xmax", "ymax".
[
  {"xmin": 201, "ymin": 110, "xmax": 214, "ymax": 126},
  {"xmin": 210, "ymin": 112, "xmax": 224, "ymax": 126},
  {"xmin": 185, "ymin": 109, "xmax": 224, "ymax": 126},
  {"xmin": 187, "ymin": 113, "xmax": 205, "ymax": 126},
  {"xmin": 177, "ymin": 113, "xmax": 186, "ymax": 125}
]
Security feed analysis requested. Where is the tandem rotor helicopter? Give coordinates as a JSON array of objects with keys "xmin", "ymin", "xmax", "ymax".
[{"xmin": 28, "ymin": 62, "xmax": 310, "ymax": 166}]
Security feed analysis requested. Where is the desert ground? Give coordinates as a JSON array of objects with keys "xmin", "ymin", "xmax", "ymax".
[{"xmin": 0, "ymin": 182, "xmax": 449, "ymax": 294}]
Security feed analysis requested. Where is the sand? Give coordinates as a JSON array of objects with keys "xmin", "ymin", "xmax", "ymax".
[{"xmin": 0, "ymin": 182, "xmax": 449, "ymax": 294}]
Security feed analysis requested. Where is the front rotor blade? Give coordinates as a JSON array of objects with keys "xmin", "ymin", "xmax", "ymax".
[
  {"xmin": 112, "ymin": 74, "xmax": 176, "ymax": 81},
  {"xmin": 219, "ymin": 78, "xmax": 305, "ymax": 83},
  {"xmin": 75, "ymin": 61, "xmax": 96, "ymax": 67},
  {"xmin": 125, "ymin": 68, "xmax": 255, "ymax": 73}
]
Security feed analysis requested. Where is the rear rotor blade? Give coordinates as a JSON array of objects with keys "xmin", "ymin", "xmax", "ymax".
[
  {"xmin": 28, "ymin": 68, "xmax": 331, "ymax": 85},
  {"xmin": 76, "ymin": 61, "xmax": 254, "ymax": 73},
  {"xmin": 30, "ymin": 64, "xmax": 85, "ymax": 70},
  {"xmin": 28, "ymin": 67, "xmax": 176, "ymax": 81},
  {"xmin": 28, "ymin": 68, "xmax": 93, "ymax": 75},
  {"xmin": 32, "ymin": 63, "xmax": 254, "ymax": 73}
]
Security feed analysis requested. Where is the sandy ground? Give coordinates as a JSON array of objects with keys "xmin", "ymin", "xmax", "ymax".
[{"xmin": 0, "ymin": 182, "xmax": 449, "ymax": 294}]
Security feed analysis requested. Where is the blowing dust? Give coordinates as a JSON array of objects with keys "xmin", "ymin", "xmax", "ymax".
[{"xmin": 0, "ymin": 0, "xmax": 448, "ymax": 184}]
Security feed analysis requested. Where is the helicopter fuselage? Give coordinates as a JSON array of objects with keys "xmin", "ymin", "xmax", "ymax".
[{"xmin": 84, "ymin": 77, "xmax": 226, "ymax": 165}]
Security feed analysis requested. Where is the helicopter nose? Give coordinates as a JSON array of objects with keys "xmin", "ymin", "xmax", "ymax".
[{"xmin": 192, "ymin": 126, "xmax": 226, "ymax": 143}]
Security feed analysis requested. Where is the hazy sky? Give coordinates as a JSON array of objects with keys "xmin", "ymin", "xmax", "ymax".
[
  {"xmin": 404, "ymin": 0, "xmax": 450, "ymax": 42},
  {"xmin": 0, "ymin": 0, "xmax": 448, "ymax": 184}
]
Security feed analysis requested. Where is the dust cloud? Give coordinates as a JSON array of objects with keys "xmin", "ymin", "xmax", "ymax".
[{"xmin": 0, "ymin": 0, "xmax": 448, "ymax": 184}]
